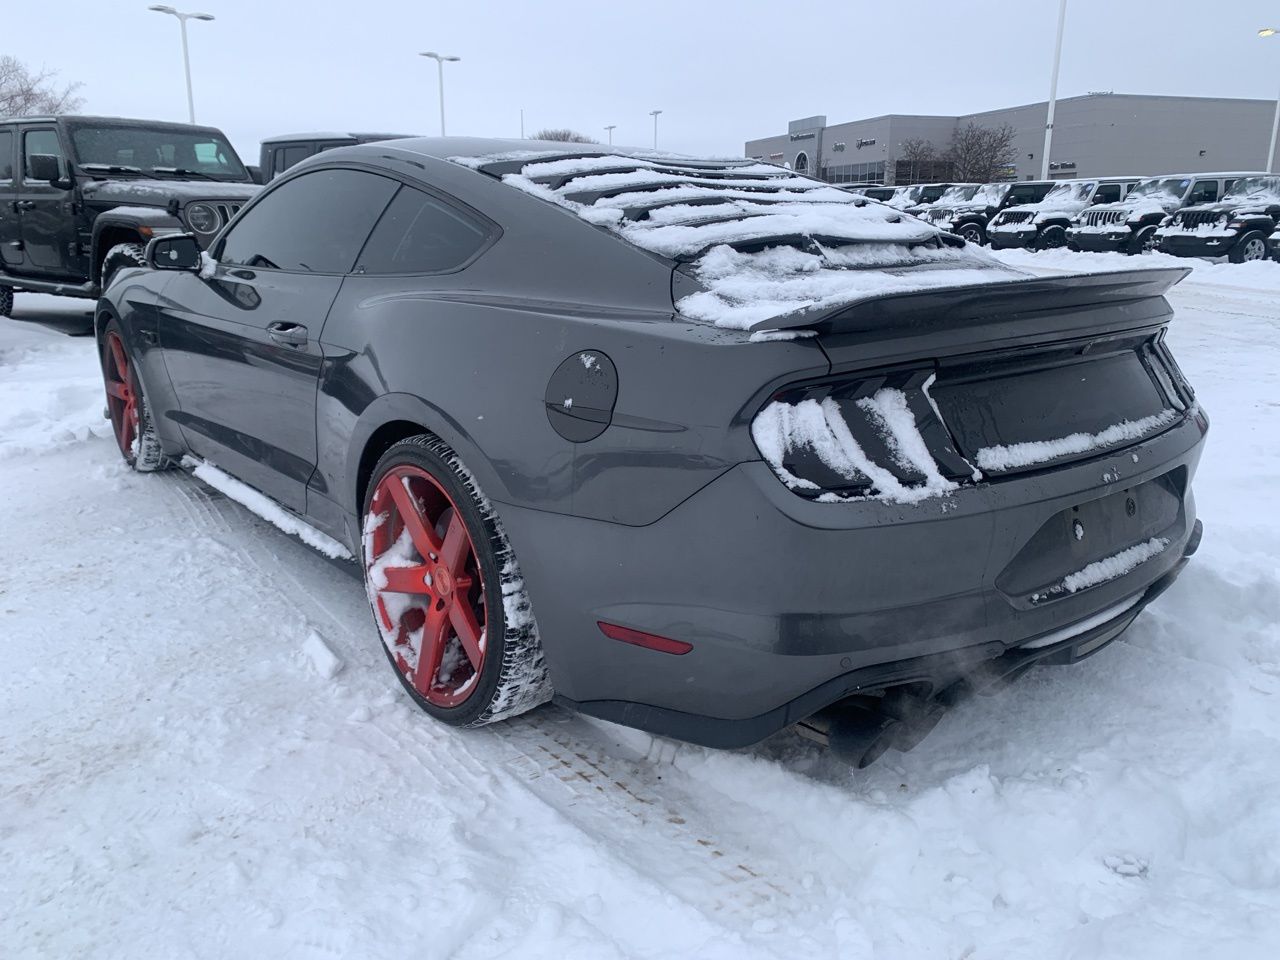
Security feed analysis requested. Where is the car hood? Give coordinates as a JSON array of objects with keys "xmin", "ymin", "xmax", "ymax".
[
  {"xmin": 80, "ymin": 178, "xmax": 261, "ymax": 205},
  {"xmin": 1002, "ymin": 198, "xmax": 1088, "ymax": 220}
]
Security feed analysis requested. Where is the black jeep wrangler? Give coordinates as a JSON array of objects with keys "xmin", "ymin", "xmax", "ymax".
[
  {"xmin": 0, "ymin": 115, "xmax": 259, "ymax": 316},
  {"xmin": 1155, "ymin": 175, "xmax": 1280, "ymax": 264}
]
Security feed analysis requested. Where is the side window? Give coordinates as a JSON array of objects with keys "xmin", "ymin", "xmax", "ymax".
[
  {"xmin": 354, "ymin": 186, "xmax": 492, "ymax": 275},
  {"xmin": 23, "ymin": 128, "xmax": 65, "ymax": 180},
  {"xmin": 1005, "ymin": 186, "xmax": 1035, "ymax": 205},
  {"xmin": 0, "ymin": 129, "xmax": 13, "ymax": 182},
  {"xmin": 1093, "ymin": 183, "xmax": 1122, "ymax": 204},
  {"xmin": 1189, "ymin": 180, "xmax": 1218, "ymax": 204},
  {"xmin": 272, "ymin": 145, "xmax": 312, "ymax": 177},
  {"xmin": 219, "ymin": 168, "xmax": 399, "ymax": 273},
  {"xmin": 1223, "ymin": 179, "xmax": 1236, "ymax": 195}
]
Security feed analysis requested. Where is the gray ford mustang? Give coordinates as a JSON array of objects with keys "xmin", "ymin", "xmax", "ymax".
[{"xmin": 97, "ymin": 137, "xmax": 1206, "ymax": 765}]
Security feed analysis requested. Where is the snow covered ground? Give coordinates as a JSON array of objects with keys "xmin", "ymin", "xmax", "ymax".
[{"xmin": 2, "ymin": 256, "xmax": 1279, "ymax": 958}]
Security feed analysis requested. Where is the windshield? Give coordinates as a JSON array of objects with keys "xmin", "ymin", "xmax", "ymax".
[
  {"xmin": 1223, "ymin": 176, "xmax": 1280, "ymax": 201},
  {"xmin": 972, "ymin": 183, "xmax": 1008, "ymax": 205},
  {"xmin": 69, "ymin": 123, "xmax": 249, "ymax": 181},
  {"xmin": 1043, "ymin": 181, "xmax": 1095, "ymax": 204},
  {"xmin": 1128, "ymin": 177, "xmax": 1190, "ymax": 201},
  {"xmin": 939, "ymin": 185, "xmax": 981, "ymax": 203}
]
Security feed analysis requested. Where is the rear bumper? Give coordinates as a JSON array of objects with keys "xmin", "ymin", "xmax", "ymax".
[
  {"xmin": 1157, "ymin": 233, "xmax": 1241, "ymax": 258},
  {"xmin": 1069, "ymin": 230, "xmax": 1133, "ymax": 252},
  {"xmin": 496, "ymin": 409, "xmax": 1207, "ymax": 748}
]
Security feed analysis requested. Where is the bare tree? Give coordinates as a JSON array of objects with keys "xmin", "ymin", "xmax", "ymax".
[
  {"xmin": 0, "ymin": 56, "xmax": 83, "ymax": 118},
  {"xmin": 944, "ymin": 122, "xmax": 1018, "ymax": 183},
  {"xmin": 897, "ymin": 137, "xmax": 937, "ymax": 184},
  {"xmin": 531, "ymin": 128, "xmax": 596, "ymax": 144}
]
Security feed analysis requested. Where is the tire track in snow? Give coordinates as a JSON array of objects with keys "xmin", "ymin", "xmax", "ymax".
[{"xmin": 159, "ymin": 457, "xmax": 816, "ymax": 931}]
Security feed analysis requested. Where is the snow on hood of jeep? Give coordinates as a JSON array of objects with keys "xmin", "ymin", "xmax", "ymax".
[
  {"xmin": 455, "ymin": 150, "xmax": 1022, "ymax": 330},
  {"xmin": 81, "ymin": 179, "xmax": 261, "ymax": 203}
]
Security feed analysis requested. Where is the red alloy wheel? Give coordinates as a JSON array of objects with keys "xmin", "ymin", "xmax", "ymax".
[
  {"xmin": 364, "ymin": 465, "xmax": 488, "ymax": 708},
  {"xmin": 102, "ymin": 331, "xmax": 138, "ymax": 459}
]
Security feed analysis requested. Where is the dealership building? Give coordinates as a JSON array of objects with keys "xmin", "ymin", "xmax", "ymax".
[{"xmin": 744, "ymin": 93, "xmax": 1279, "ymax": 185}]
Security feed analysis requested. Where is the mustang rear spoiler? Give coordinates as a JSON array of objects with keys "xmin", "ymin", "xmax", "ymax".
[{"xmin": 744, "ymin": 266, "xmax": 1192, "ymax": 335}]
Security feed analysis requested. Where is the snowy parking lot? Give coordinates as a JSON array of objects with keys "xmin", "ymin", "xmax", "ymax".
[{"xmin": 2, "ymin": 248, "xmax": 1279, "ymax": 958}]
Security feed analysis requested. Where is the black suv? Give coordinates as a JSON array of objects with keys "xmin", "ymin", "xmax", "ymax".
[
  {"xmin": 0, "ymin": 115, "xmax": 259, "ymax": 316},
  {"xmin": 918, "ymin": 180, "xmax": 1055, "ymax": 244},
  {"xmin": 1069, "ymin": 172, "xmax": 1260, "ymax": 256},
  {"xmin": 1155, "ymin": 175, "xmax": 1280, "ymax": 263}
]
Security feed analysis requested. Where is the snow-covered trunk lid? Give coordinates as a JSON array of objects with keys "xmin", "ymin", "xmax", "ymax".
[{"xmin": 753, "ymin": 267, "xmax": 1196, "ymax": 501}]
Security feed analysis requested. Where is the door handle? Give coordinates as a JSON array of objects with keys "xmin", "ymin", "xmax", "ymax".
[
  {"xmin": 15, "ymin": 200, "xmax": 36, "ymax": 211},
  {"xmin": 267, "ymin": 322, "xmax": 309, "ymax": 347}
]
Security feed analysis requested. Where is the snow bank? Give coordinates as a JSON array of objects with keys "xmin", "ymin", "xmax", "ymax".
[
  {"xmin": 0, "ymin": 312, "xmax": 110, "ymax": 460},
  {"xmin": 975, "ymin": 409, "xmax": 1180, "ymax": 472},
  {"xmin": 458, "ymin": 150, "xmax": 1022, "ymax": 330},
  {"xmin": 751, "ymin": 394, "xmax": 957, "ymax": 504},
  {"xmin": 184, "ymin": 456, "xmax": 353, "ymax": 560}
]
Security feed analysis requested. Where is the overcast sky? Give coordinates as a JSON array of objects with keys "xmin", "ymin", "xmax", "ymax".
[{"xmin": 10, "ymin": 0, "xmax": 1280, "ymax": 161}]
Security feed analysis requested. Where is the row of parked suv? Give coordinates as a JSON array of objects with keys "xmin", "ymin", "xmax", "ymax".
[{"xmin": 845, "ymin": 172, "xmax": 1280, "ymax": 264}]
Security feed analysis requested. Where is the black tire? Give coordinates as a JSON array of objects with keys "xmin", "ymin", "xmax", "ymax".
[
  {"xmin": 0, "ymin": 285, "xmax": 12, "ymax": 318},
  {"xmin": 362, "ymin": 434, "xmax": 552, "ymax": 727},
  {"xmin": 101, "ymin": 242, "xmax": 146, "ymax": 290},
  {"xmin": 1128, "ymin": 225, "xmax": 1158, "ymax": 256},
  {"xmin": 1035, "ymin": 224, "xmax": 1068, "ymax": 251},
  {"xmin": 99, "ymin": 317, "xmax": 168, "ymax": 472},
  {"xmin": 956, "ymin": 222, "xmax": 985, "ymax": 246},
  {"xmin": 1229, "ymin": 231, "xmax": 1268, "ymax": 264}
]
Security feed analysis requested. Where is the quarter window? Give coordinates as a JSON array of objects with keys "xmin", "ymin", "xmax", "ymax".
[
  {"xmin": 0, "ymin": 129, "xmax": 13, "ymax": 181},
  {"xmin": 219, "ymin": 168, "xmax": 399, "ymax": 273},
  {"xmin": 354, "ymin": 186, "xmax": 491, "ymax": 275},
  {"xmin": 23, "ymin": 129, "xmax": 65, "ymax": 179}
]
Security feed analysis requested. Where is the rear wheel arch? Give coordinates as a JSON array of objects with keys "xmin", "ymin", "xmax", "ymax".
[{"xmin": 347, "ymin": 396, "xmax": 511, "ymax": 521}]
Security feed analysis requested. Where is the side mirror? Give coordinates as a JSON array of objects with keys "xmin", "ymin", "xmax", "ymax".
[
  {"xmin": 146, "ymin": 234, "xmax": 203, "ymax": 272},
  {"xmin": 27, "ymin": 153, "xmax": 64, "ymax": 184},
  {"xmin": 247, "ymin": 164, "xmax": 264, "ymax": 185}
]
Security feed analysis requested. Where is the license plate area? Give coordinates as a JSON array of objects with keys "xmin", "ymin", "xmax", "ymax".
[{"xmin": 996, "ymin": 469, "xmax": 1185, "ymax": 603}]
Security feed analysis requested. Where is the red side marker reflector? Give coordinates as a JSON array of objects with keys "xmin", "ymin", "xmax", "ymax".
[{"xmin": 597, "ymin": 621, "xmax": 693, "ymax": 656}]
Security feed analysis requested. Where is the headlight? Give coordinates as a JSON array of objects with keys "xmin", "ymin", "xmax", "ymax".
[{"xmin": 185, "ymin": 202, "xmax": 220, "ymax": 235}]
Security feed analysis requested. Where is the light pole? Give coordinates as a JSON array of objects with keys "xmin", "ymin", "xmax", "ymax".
[
  {"xmin": 148, "ymin": 5, "xmax": 214, "ymax": 124},
  {"xmin": 1039, "ymin": 0, "xmax": 1068, "ymax": 179},
  {"xmin": 604, "ymin": 124, "xmax": 616, "ymax": 145},
  {"xmin": 419, "ymin": 51, "xmax": 461, "ymax": 137},
  {"xmin": 1260, "ymin": 28, "xmax": 1280, "ymax": 173},
  {"xmin": 649, "ymin": 110, "xmax": 662, "ymax": 149}
]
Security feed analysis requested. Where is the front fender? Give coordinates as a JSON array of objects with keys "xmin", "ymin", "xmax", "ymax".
[{"xmin": 92, "ymin": 209, "xmax": 184, "ymax": 264}]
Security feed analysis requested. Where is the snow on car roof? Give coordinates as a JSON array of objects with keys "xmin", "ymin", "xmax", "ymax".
[{"xmin": 453, "ymin": 148, "xmax": 1020, "ymax": 330}]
